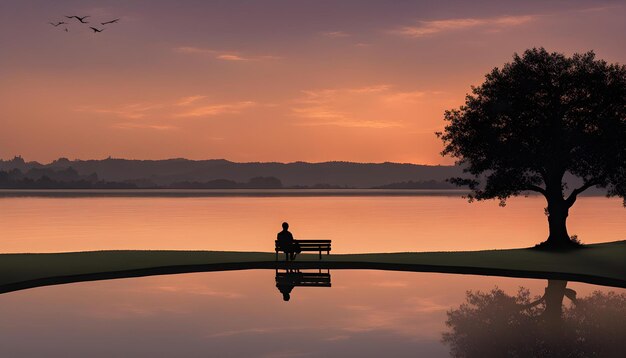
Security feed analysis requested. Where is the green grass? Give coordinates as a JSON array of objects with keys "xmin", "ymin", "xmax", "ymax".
[{"xmin": 1, "ymin": 240, "xmax": 625, "ymax": 292}]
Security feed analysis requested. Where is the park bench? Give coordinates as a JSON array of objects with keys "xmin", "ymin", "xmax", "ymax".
[
  {"xmin": 275, "ymin": 239, "xmax": 331, "ymax": 261},
  {"xmin": 275, "ymin": 269, "xmax": 331, "ymax": 287}
]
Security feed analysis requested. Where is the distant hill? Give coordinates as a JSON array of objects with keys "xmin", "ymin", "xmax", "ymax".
[
  {"xmin": 0, "ymin": 156, "xmax": 462, "ymax": 188},
  {"xmin": 0, "ymin": 156, "xmax": 606, "ymax": 194}
]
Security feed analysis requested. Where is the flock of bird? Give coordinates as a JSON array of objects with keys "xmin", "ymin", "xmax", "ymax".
[{"xmin": 49, "ymin": 15, "xmax": 120, "ymax": 33}]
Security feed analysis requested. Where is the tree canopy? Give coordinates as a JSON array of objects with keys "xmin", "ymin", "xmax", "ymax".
[{"xmin": 438, "ymin": 48, "xmax": 626, "ymax": 207}]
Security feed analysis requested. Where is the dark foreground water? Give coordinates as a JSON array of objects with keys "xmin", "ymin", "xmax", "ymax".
[{"xmin": 0, "ymin": 270, "xmax": 624, "ymax": 357}]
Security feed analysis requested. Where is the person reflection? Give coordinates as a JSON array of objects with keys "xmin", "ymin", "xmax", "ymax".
[
  {"xmin": 275, "ymin": 269, "xmax": 303, "ymax": 301},
  {"xmin": 442, "ymin": 280, "xmax": 626, "ymax": 358},
  {"xmin": 275, "ymin": 269, "xmax": 331, "ymax": 301}
]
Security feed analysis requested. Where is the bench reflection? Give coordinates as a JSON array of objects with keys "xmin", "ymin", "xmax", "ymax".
[{"xmin": 275, "ymin": 268, "xmax": 331, "ymax": 301}]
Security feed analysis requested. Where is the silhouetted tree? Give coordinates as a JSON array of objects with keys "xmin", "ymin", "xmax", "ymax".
[
  {"xmin": 438, "ymin": 48, "xmax": 626, "ymax": 247},
  {"xmin": 0, "ymin": 168, "xmax": 137, "ymax": 189}
]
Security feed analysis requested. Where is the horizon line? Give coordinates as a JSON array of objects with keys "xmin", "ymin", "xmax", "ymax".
[{"xmin": 1, "ymin": 155, "xmax": 456, "ymax": 167}]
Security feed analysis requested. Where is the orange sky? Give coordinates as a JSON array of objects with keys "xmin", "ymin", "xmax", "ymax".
[{"xmin": 1, "ymin": 1, "xmax": 625, "ymax": 164}]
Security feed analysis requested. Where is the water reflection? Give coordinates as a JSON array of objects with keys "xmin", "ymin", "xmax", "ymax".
[
  {"xmin": 443, "ymin": 280, "xmax": 626, "ymax": 357},
  {"xmin": 275, "ymin": 269, "xmax": 332, "ymax": 301},
  {"xmin": 1, "ymin": 269, "xmax": 625, "ymax": 357}
]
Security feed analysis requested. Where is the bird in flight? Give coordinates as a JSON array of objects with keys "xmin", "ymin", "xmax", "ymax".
[
  {"xmin": 101, "ymin": 18, "xmax": 120, "ymax": 25},
  {"xmin": 66, "ymin": 15, "xmax": 90, "ymax": 23},
  {"xmin": 89, "ymin": 27, "xmax": 105, "ymax": 33},
  {"xmin": 49, "ymin": 21, "xmax": 66, "ymax": 27}
]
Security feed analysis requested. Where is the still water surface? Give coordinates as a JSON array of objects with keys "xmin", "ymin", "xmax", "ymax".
[
  {"xmin": 0, "ymin": 270, "xmax": 624, "ymax": 357},
  {"xmin": 0, "ymin": 193, "xmax": 623, "ymax": 253}
]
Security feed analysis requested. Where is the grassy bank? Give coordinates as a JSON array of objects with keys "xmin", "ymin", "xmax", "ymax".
[{"xmin": 1, "ymin": 240, "xmax": 625, "ymax": 293}]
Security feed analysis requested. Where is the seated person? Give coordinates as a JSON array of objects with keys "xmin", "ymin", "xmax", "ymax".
[{"xmin": 277, "ymin": 222, "xmax": 301, "ymax": 260}]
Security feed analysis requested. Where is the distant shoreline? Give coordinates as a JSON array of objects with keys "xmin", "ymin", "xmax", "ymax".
[
  {"xmin": 0, "ymin": 188, "xmax": 609, "ymax": 198},
  {"xmin": 0, "ymin": 188, "xmax": 472, "ymax": 198}
]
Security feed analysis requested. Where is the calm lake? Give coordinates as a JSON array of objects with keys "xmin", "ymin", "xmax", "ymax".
[
  {"xmin": 0, "ymin": 191, "xmax": 624, "ymax": 253},
  {"xmin": 0, "ymin": 192, "xmax": 624, "ymax": 357}
]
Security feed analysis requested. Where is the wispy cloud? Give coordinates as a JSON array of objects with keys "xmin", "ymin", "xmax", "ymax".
[
  {"xmin": 76, "ymin": 95, "xmax": 257, "ymax": 130},
  {"xmin": 176, "ymin": 95, "xmax": 206, "ymax": 106},
  {"xmin": 293, "ymin": 86, "xmax": 401, "ymax": 128},
  {"xmin": 216, "ymin": 54, "xmax": 248, "ymax": 61},
  {"xmin": 321, "ymin": 31, "xmax": 351, "ymax": 38},
  {"xmin": 576, "ymin": 4, "xmax": 623, "ymax": 13},
  {"xmin": 292, "ymin": 84, "xmax": 434, "ymax": 128},
  {"xmin": 293, "ymin": 111, "xmax": 401, "ymax": 129},
  {"xmin": 207, "ymin": 326, "xmax": 312, "ymax": 339},
  {"xmin": 371, "ymin": 281, "xmax": 410, "ymax": 288},
  {"xmin": 175, "ymin": 101, "xmax": 257, "ymax": 117},
  {"xmin": 299, "ymin": 85, "xmax": 391, "ymax": 105},
  {"xmin": 404, "ymin": 297, "xmax": 449, "ymax": 313},
  {"xmin": 112, "ymin": 123, "xmax": 176, "ymax": 131},
  {"xmin": 293, "ymin": 97, "xmax": 400, "ymax": 128},
  {"xmin": 336, "ymin": 299, "xmax": 446, "ymax": 338},
  {"xmin": 349, "ymin": 84, "xmax": 392, "ymax": 93},
  {"xmin": 84, "ymin": 301, "xmax": 186, "ymax": 320},
  {"xmin": 383, "ymin": 90, "xmax": 426, "ymax": 103},
  {"xmin": 153, "ymin": 285, "xmax": 243, "ymax": 298},
  {"xmin": 75, "ymin": 102, "xmax": 163, "ymax": 119},
  {"xmin": 301, "ymin": 120, "xmax": 401, "ymax": 129},
  {"xmin": 175, "ymin": 46, "xmax": 280, "ymax": 61},
  {"xmin": 391, "ymin": 14, "xmax": 535, "ymax": 37}
]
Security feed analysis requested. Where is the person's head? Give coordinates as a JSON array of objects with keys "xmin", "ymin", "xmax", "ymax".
[
  {"xmin": 282, "ymin": 292, "xmax": 291, "ymax": 301},
  {"xmin": 282, "ymin": 222, "xmax": 289, "ymax": 230}
]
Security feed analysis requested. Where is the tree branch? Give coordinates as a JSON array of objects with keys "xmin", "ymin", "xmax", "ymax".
[{"xmin": 565, "ymin": 180, "xmax": 599, "ymax": 207}]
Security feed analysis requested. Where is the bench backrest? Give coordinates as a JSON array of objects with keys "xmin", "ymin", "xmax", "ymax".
[{"xmin": 275, "ymin": 239, "xmax": 331, "ymax": 249}]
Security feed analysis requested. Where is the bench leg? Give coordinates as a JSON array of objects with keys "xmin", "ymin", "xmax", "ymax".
[{"xmin": 319, "ymin": 251, "xmax": 322, "ymax": 260}]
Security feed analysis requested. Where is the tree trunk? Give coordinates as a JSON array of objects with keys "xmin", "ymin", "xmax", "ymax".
[
  {"xmin": 542, "ymin": 280, "xmax": 567, "ymax": 322},
  {"xmin": 541, "ymin": 280, "xmax": 569, "ymax": 356},
  {"xmin": 545, "ymin": 198, "xmax": 572, "ymax": 247}
]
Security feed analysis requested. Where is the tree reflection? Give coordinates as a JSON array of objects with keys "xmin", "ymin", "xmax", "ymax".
[{"xmin": 442, "ymin": 280, "xmax": 626, "ymax": 358}]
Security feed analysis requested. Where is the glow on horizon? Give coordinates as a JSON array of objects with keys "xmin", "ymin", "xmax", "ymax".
[{"xmin": 0, "ymin": 1, "xmax": 624, "ymax": 164}]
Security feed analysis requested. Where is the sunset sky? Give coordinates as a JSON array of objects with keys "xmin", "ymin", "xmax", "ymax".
[{"xmin": 1, "ymin": 0, "xmax": 625, "ymax": 164}]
